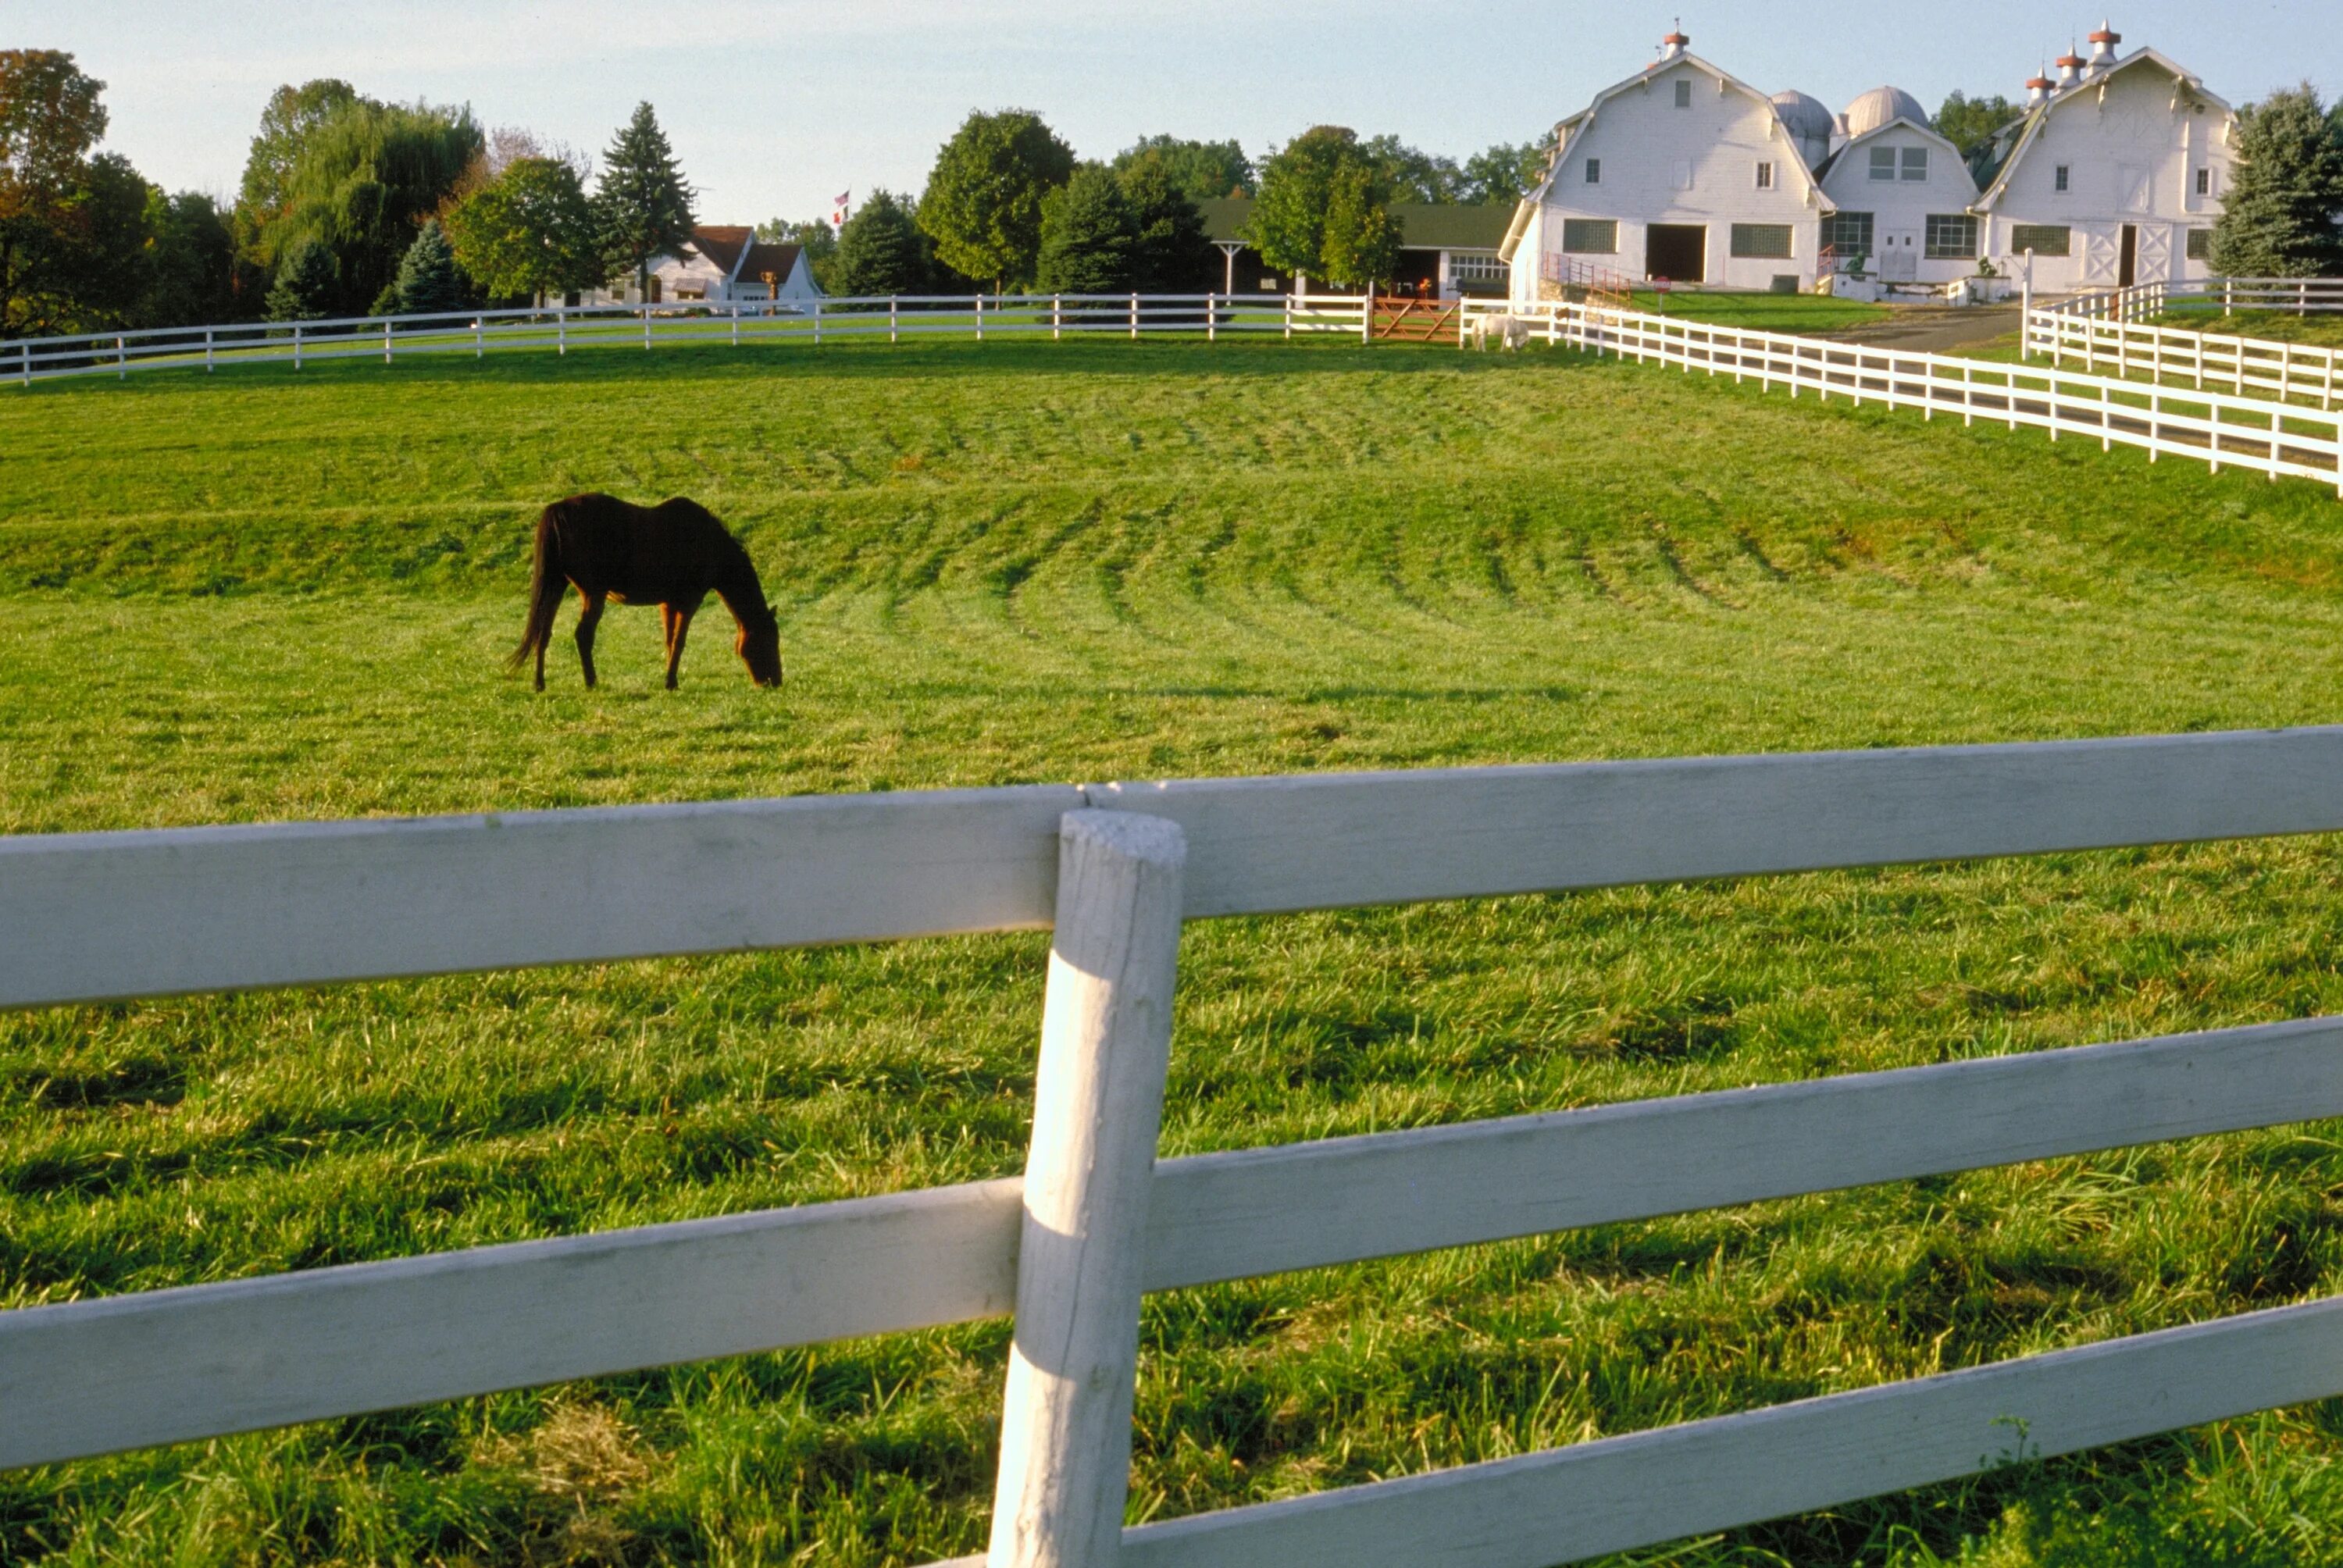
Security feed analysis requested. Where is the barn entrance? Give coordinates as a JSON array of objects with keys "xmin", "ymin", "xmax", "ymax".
[
  {"xmin": 1645, "ymin": 225, "xmax": 1706, "ymax": 285},
  {"xmin": 2119, "ymin": 224, "xmax": 2139, "ymax": 287}
]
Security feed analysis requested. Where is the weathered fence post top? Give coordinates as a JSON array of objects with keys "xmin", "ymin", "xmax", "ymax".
[{"xmin": 990, "ymin": 808, "xmax": 1186, "ymax": 1568}]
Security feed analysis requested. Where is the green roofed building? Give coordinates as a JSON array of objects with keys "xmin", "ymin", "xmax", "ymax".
[{"xmin": 1197, "ymin": 197, "xmax": 1514, "ymax": 298}]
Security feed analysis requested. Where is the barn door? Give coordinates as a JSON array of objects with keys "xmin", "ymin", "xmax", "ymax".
[
  {"xmin": 2077, "ymin": 226, "xmax": 2120, "ymax": 287},
  {"xmin": 2137, "ymin": 224, "xmax": 2175, "ymax": 283},
  {"xmin": 1879, "ymin": 230, "xmax": 1917, "ymax": 281}
]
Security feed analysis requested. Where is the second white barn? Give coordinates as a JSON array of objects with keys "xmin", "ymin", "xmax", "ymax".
[
  {"xmin": 1815, "ymin": 88, "xmax": 1984, "ymax": 286},
  {"xmin": 1501, "ymin": 28, "xmax": 1829, "ymax": 299}
]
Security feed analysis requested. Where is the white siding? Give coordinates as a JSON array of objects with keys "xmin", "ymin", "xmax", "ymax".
[
  {"xmin": 1517, "ymin": 61, "xmax": 1822, "ymax": 295},
  {"xmin": 1818, "ymin": 125, "xmax": 1983, "ymax": 286},
  {"xmin": 1988, "ymin": 60, "xmax": 2232, "ymax": 293}
]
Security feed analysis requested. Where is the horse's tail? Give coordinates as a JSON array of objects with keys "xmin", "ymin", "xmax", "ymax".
[{"xmin": 506, "ymin": 504, "xmax": 566, "ymax": 674}]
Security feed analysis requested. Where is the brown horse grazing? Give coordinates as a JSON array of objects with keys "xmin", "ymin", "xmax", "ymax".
[{"xmin": 508, "ymin": 494, "xmax": 783, "ymax": 691}]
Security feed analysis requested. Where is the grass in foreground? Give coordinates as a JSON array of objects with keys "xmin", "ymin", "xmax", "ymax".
[{"xmin": 6, "ymin": 337, "xmax": 2343, "ymax": 1566}]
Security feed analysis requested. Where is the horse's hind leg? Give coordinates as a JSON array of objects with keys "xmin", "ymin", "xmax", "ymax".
[
  {"xmin": 575, "ymin": 590, "xmax": 606, "ymax": 689},
  {"xmin": 663, "ymin": 604, "xmax": 694, "ymax": 690}
]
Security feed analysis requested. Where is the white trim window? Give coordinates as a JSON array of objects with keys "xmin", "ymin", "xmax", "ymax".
[
  {"xmin": 1560, "ymin": 218, "xmax": 1618, "ymax": 254},
  {"xmin": 1900, "ymin": 147, "xmax": 1928, "ymax": 181},
  {"xmin": 1585, "ymin": 157, "xmax": 1601, "ymax": 184},
  {"xmin": 2054, "ymin": 163, "xmax": 2070, "ymax": 192},
  {"xmin": 1674, "ymin": 79, "xmax": 1692, "ymax": 108},
  {"xmin": 1869, "ymin": 146, "xmax": 1896, "ymax": 181},
  {"xmin": 1756, "ymin": 160, "xmax": 1774, "ymax": 190},
  {"xmin": 1924, "ymin": 213, "xmax": 1980, "ymax": 259}
]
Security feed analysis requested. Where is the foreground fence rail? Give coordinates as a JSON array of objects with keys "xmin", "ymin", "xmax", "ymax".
[
  {"xmin": 2029, "ymin": 279, "xmax": 2343, "ymax": 409},
  {"xmin": 4, "ymin": 292, "xmax": 1377, "ymax": 387},
  {"xmin": 11, "ymin": 728, "xmax": 2343, "ymax": 1565},
  {"xmin": 1470, "ymin": 296, "xmax": 2343, "ymax": 495}
]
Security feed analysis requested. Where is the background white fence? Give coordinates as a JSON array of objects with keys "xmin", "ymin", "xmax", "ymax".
[
  {"xmin": 4, "ymin": 293, "xmax": 1378, "ymax": 387},
  {"xmin": 11, "ymin": 730, "xmax": 2343, "ymax": 1566},
  {"xmin": 2046, "ymin": 276, "xmax": 2343, "ymax": 323},
  {"xmin": 2029, "ymin": 280, "xmax": 2343, "ymax": 408},
  {"xmin": 1466, "ymin": 296, "xmax": 2343, "ymax": 495}
]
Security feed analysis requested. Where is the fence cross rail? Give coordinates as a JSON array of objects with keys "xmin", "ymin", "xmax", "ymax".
[{"xmin": 9, "ymin": 728, "xmax": 2343, "ymax": 1564}]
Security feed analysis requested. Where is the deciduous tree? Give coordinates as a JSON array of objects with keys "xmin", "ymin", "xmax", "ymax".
[
  {"xmin": 756, "ymin": 215, "xmax": 838, "ymax": 292},
  {"xmin": 2212, "ymin": 84, "xmax": 2343, "ymax": 277},
  {"xmin": 918, "ymin": 109, "xmax": 1075, "ymax": 291},
  {"xmin": 1247, "ymin": 126, "xmax": 1402, "ymax": 287},
  {"xmin": 1460, "ymin": 139, "xmax": 1552, "ymax": 203},
  {"xmin": 1932, "ymin": 91, "xmax": 2023, "ymax": 159},
  {"xmin": 1111, "ymin": 135, "xmax": 1250, "ymax": 202},
  {"xmin": 445, "ymin": 155, "xmax": 598, "ymax": 305},
  {"xmin": 594, "ymin": 102, "xmax": 696, "ymax": 301}
]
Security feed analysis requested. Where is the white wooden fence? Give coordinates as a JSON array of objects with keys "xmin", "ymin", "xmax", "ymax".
[
  {"xmin": 12, "ymin": 730, "xmax": 2343, "ymax": 1565},
  {"xmin": 2028, "ymin": 282, "xmax": 2343, "ymax": 409},
  {"xmin": 2047, "ymin": 276, "xmax": 2343, "ymax": 322},
  {"xmin": 3, "ymin": 293, "xmax": 1376, "ymax": 388},
  {"xmin": 1464, "ymin": 296, "xmax": 2343, "ymax": 496}
]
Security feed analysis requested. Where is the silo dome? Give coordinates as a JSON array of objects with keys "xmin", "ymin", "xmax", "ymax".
[
  {"xmin": 1770, "ymin": 91, "xmax": 1834, "ymax": 144},
  {"xmin": 1842, "ymin": 85, "xmax": 1928, "ymax": 138}
]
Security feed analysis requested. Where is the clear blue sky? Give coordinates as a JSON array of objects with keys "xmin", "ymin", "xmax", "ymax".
[{"xmin": 12, "ymin": 2, "xmax": 2337, "ymax": 223}]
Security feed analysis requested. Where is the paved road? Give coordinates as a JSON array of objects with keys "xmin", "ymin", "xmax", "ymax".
[{"xmin": 1811, "ymin": 305, "xmax": 2021, "ymax": 354}]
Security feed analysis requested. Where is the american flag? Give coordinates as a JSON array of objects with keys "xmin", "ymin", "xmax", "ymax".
[{"xmin": 831, "ymin": 191, "xmax": 851, "ymax": 229}]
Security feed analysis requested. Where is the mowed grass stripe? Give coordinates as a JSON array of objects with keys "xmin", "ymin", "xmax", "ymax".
[{"xmin": 6, "ymin": 338, "xmax": 2343, "ymax": 1566}]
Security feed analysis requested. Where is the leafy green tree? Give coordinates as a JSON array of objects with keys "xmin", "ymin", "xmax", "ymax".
[
  {"xmin": 2212, "ymin": 84, "xmax": 2343, "ymax": 277},
  {"xmin": 1115, "ymin": 148, "xmax": 1209, "ymax": 292},
  {"xmin": 265, "ymin": 233, "xmax": 337, "ymax": 320},
  {"xmin": 827, "ymin": 189, "xmax": 928, "ymax": 297},
  {"xmin": 1933, "ymin": 91, "xmax": 2022, "ymax": 158},
  {"xmin": 594, "ymin": 102, "xmax": 696, "ymax": 301},
  {"xmin": 1111, "ymin": 135, "xmax": 1250, "ymax": 201},
  {"xmin": 445, "ymin": 155, "xmax": 598, "ymax": 305},
  {"xmin": 1246, "ymin": 126, "xmax": 1403, "ymax": 287},
  {"xmin": 249, "ymin": 96, "xmax": 481, "ymax": 313},
  {"xmin": 1, "ymin": 48, "xmax": 112, "ymax": 335},
  {"xmin": 1036, "ymin": 164, "xmax": 1136, "ymax": 294},
  {"xmin": 1361, "ymin": 134, "xmax": 1464, "ymax": 202},
  {"xmin": 756, "ymin": 215, "xmax": 838, "ymax": 292},
  {"xmin": 237, "ymin": 80, "xmax": 359, "ymax": 233},
  {"xmin": 1460, "ymin": 139, "xmax": 1552, "ymax": 203},
  {"xmin": 387, "ymin": 218, "xmax": 466, "ymax": 315},
  {"xmin": 918, "ymin": 109, "xmax": 1075, "ymax": 290},
  {"xmin": 136, "ymin": 188, "xmax": 237, "ymax": 326},
  {"xmin": 1320, "ymin": 161, "xmax": 1401, "ymax": 287}
]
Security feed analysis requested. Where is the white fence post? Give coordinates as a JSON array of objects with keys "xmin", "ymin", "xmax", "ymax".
[
  {"xmin": 383, "ymin": 319, "xmax": 393, "ymax": 364},
  {"xmin": 1361, "ymin": 287, "xmax": 1373, "ymax": 345},
  {"xmin": 730, "ymin": 304, "xmax": 739, "ymax": 347},
  {"xmin": 293, "ymin": 322, "xmax": 302, "ymax": 370},
  {"xmin": 558, "ymin": 307, "xmax": 567, "ymax": 357},
  {"xmin": 643, "ymin": 305, "xmax": 651, "ymax": 351},
  {"xmin": 1053, "ymin": 295, "xmax": 1062, "ymax": 341},
  {"xmin": 205, "ymin": 330, "xmax": 213, "ymax": 374},
  {"xmin": 1207, "ymin": 292, "xmax": 1216, "ymax": 344},
  {"xmin": 1130, "ymin": 292, "xmax": 1139, "ymax": 340},
  {"xmin": 987, "ymin": 810, "xmax": 1186, "ymax": 1568},
  {"xmin": 890, "ymin": 296, "xmax": 899, "ymax": 344},
  {"xmin": 814, "ymin": 297, "xmax": 822, "ymax": 346},
  {"xmin": 976, "ymin": 294, "xmax": 986, "ymax": 344},
  {"xmin": 117, "ymin": 335, "xmax": 126, "ymax": 380}
]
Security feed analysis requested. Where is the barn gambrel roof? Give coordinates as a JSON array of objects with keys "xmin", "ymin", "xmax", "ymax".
[
  {"xmin": 1971, "ymin": 47, "xmax": 2234, "ymax": 212},
  {"xmin": 1817, "ymin": 116, "xmax": 1980, "ymax": 198},
  {"xmin": 1500, "ymin": 50, "xmax": 1831, "ymax": 262}
]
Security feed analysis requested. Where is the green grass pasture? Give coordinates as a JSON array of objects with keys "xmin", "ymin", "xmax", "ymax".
[
  {"xmin": 8, "ymin": 336, "xmax": 2343, "ymax": 1566},
  {"xmin": 1625, "ymin": 288, "xmax": 1888, "ymax": 333}
]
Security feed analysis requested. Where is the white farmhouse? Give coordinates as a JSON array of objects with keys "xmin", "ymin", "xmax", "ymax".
[
  {"xmin": 1502, "ymin": 28, "xmax": 1830, "ymax": 301},
  {"xmin": 1970, "ymin": 26, "xmax": 2234, "ymax": 291},
  {"xmin": 589, "ymin": 226, "xmax": 822, "ymax": 306},
  {"xmin": 1813, "ymin": 88, "xmax": 1985, "ymax": 286}
]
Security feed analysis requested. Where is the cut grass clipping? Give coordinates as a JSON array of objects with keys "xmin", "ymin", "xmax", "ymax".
[{"xmin": 7, "ymin": 334, "xmax": 2343, "ymax": 1566}]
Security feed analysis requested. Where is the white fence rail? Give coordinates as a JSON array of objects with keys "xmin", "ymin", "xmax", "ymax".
[
  {"xmin": 2028, "ymin": 280, "xmax": 2343, "ymax": 408},
  {"xmin": 2042, "ymin": 276, "xmax": 2343, "ymax": 323},
  {"xmin": 3, "ymin": 293, "xmax": 1375, "ymax": 387},
  {"xmin": 1466, "ymin": 296, "xmax": 2343, "ymax": 496},
  {"xmin": 12, "ymin": 728, "xmax": 2343, "ymax": 1565}
]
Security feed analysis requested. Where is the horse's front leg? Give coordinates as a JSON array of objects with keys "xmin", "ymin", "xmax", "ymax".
[
  {"xmin": 575, "ymin": 590, "xmax": 606, "ymax": 689},
  {"xmin": 664, "ymin": 604, "xmax": 695, "ymax": 690}
]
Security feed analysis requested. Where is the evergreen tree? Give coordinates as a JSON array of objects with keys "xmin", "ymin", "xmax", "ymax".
[
  {"xmin": 264, "ymin": 233, "xmax": 337, "ymax": 320},
  {"xmin": 390, "ymin": 219, "xmax": 466, "ymax": 315},
  {"xmin": 594, "ymin": 102, "xmax": 695, "ymax": 300},
  {"xmin": 2211, "ymin": 84, "xmax": 2343, "ymax": 278},
  {"xmin": 1036, "ymin": 165, "xmax": 1137, "ymax": 294},
  {"xmin": 918, "ymin": 109, "xmax": 1075, "ymax": 291},
  {"xmin": 827, "ymin": 189, "xmax": 927, "ymax": 298},
  {"xmin": 1116, "ymin": 149, "xmax": 1209, "ymax": 292}
]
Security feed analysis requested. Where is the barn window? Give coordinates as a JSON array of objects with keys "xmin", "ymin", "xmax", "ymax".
[
  {"xmin": 2186, "ymin": 228, "xmax": 2213, "ymax": 260},
  {"xmin": 1924, "ymin": 214, "xmax": 1979, "ymax": 259},
  {"xmin": 2054, "ymin": 163, "xmax": 2070, "ymax": 192},
  {"xmin": 1561, "ymin": 219, "xmax": 1618, "ymax": 253},
  {"xmin": 1755, "ymin": 161, "xmax": 1774, "ymax": 190},
  {"xmin": 1674, "ymin": 79, "xmax": 1692, "ymax": 108},
  {"xmin": 1822, "ymin": 211, "xmax": 1874, "ymax": 258},
  {"xmin": 1869, "ymin": 146, "xmax": 1896, "ymax": 180},
  {"xmin": 1585, "ymin": 157, "xmax": 1601, "ymax": 184},
  {"xmin": 2195, "ymin": 167, "xmax": 2212, "ymax": 196},
  {"xmin": 2010, "ymin": 224, "xmax": 2071, "ymax": 257},
  {"xmin": 1901, "ymin": 147, "xmax": 1928, "ymax": 181},
  {"xmin": 1730, "ymin": 223, "xmax": 1793, "ymax": 259}
]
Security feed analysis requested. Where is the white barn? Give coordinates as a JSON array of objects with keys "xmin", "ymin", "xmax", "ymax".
[
  {"xmin": 1970, "ymin": 27, "xmax": 2235, "ymax": 291},
  {"xmin": 590, "ymin": 226, "xmax": 822, "ymax": 306},
  {"xmin": 1814, "ymin": 89, "xmax": 1985, "ymax": 286},
  {"xmin": 1503, "ymin": 29, "xmax": 1830, "ymax": 301}
]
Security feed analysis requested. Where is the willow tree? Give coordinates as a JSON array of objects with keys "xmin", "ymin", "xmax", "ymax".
[{"xmin": 255, "ymin": 95, "xmax": 482, "ymax": 314}]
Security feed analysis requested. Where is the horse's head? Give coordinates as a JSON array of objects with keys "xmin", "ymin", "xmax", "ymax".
[{"xmin": 737, "ymin": 612, "xmax": 783, "ymax": 688}]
